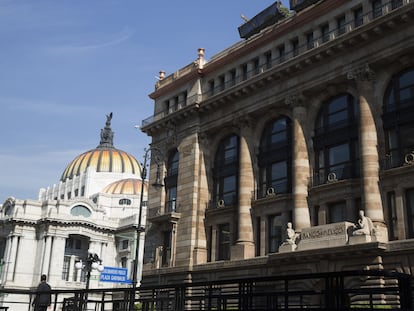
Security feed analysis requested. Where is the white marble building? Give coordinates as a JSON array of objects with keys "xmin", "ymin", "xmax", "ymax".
[{"xmin": 0, "ymin": 114, "xmax": 147, "ymax": 306}]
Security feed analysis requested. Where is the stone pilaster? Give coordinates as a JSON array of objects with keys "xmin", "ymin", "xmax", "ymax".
[
  {"xmin": 347, "ymin": 64, "xmax": 387, "ymax": 242},
  {"xmin": 287, "ymin": 94, "xmax": 311, "ymax": 231}
]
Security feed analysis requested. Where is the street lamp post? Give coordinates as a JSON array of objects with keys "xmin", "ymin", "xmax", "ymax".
[
  {"xmin": 130, "ymin": 147, "xmax": 163, "ymax": 311},
  {"xmin": 75, "ymin": 249, "xmax": 104, "ymax": 309}
]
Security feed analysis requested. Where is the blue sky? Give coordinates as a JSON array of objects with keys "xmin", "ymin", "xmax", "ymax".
[{"xmin": 0, "ymin": 0, "xmax": 289, "ymax": 200}]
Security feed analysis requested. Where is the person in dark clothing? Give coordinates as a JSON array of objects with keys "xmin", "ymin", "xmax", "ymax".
[{"xmin": 32, "ymin": 274, "xmax": 52, "ymax": 311}]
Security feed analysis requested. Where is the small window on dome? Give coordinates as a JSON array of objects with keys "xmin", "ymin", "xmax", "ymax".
[
  {"xmin": 119, "ymin": 198, "xmax": 131, "ymax": 206},
  {"xmin": 70, "ymin": 205, "xmax": 91, "ymax": 217}
]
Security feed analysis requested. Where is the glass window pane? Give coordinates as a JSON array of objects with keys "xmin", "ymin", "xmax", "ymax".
[
  {"xmin": 400, "ymin": 87, "xmax": 414, "ymax": 103},
  {"xmin": 400, "ymin": 70, "xmax": 414, "ymax": 89},
  {"xmin": 329, "ymin": 96, "xmax": 347, "ymax": 113},
  {"xmin": 329, "ymin": 201, "xmax": 346, "ymax": 223},
  {"xmin": 329, "ymin": 144, "xmax": 350, "ymax": 165}
]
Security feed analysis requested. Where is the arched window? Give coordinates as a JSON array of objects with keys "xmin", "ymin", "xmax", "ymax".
[
  {"xmin": 314, "ymin": 93, "xmax": 359, "ymax": 185},
  {"xmin": 258, "ymin": 117, "xmax": 292, "ymax": 198},
  {"xmin": 70, "ymin": 205, "xmax": 91, "ymax": 217},
  {"xmin": 165, "ymin": 149, "xmax": 179, "ymax": 213},
  {"xmin": 383, "ymin": 67, "xmax": 414, "ymax": 168},
  {"xmin": 213, "ymin": 135, "xmax": 239, "ymax": 207}
]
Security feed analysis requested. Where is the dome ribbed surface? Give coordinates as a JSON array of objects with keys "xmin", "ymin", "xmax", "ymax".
[
  {"xmin": 102, "ymin": 178, "xmax": 147, "ymax": 195},
  {"xmin": 60, "ymin": 148, "xmax": 141, "ymax": 181}
]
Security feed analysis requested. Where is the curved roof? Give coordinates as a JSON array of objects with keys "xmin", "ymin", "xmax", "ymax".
[
  {"xmin": 102, "ymin": 178, "xmax": 147, "ymax": 195},
  {"xmin": 60, "ymin": 113, "xmax": 142, "ymax": 181},
  {"xmin": 61, "ymin": 148, "xmax": 141, "ymax": 181}
]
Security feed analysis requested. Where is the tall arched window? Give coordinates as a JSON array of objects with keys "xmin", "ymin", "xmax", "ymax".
[
  {"xmin": 165, "ymin": 149, "xmax": 179, "ymax": 212},
  {"xmin": 213, "ymin": 134, "xmax": 239, "ymax": 207},
  {"xmin": 383, "ymin": 67, "xmax": 414, "ymax": 168},
  {"xmin": 314, "ymin": 93, "xmax": 359, "ymax": 185},
  {"xmin": 258, "ymin": 117, "xmax": 292, "ymax": 198}
]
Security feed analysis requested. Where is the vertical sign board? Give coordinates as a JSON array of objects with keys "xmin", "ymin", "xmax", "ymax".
[{"xmin": 100, "ymin": 266, "xmax": 131, "ymax": 284}]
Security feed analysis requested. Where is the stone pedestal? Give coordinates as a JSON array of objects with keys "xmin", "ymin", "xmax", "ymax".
[
  {"xmin": 278, "ymin": 243, "xmax": 297, "ymax": 253},
  {"xmin": 349, "ymin": 234, "xmax": 372, "ymax": 245},
  {"xmin": 231, "ymin": 242, "xmax": 255, "ymax": 260},
  {"xmin": 297, "ymin": 222, "xmax": 354, "ymax": 251}
]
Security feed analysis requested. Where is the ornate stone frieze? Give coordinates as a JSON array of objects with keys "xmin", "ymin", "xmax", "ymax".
[{"xmin": 347, "ymin": 64, "xmax": 376, "ymax": 82}]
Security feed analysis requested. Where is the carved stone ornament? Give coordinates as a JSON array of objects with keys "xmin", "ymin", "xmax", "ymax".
[
  {"xmin": 347, "ymin": 64, "xmax": 376, "ymax": 82},
  {"xmin": 232, "ymin": 114, "xmax": 253, "ymax": 129}
]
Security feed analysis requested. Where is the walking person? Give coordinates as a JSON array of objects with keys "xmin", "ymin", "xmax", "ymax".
[{"xmin": 32, "ymin": 274, "xmax": 52, "ymax": 311}]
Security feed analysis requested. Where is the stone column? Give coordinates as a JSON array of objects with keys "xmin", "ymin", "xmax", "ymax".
[
  {"xmin": 288, "ymin": 95, "xmax": 311, "ymax": 231},
  {"xmin": 348, "ymin": 64, "xmax": 387, "ymax": 242},
  {"xmin": 4, "ymin": 235, "xmax": 18, "ymax": 281},
  {"xmin": 232, "ymin": 120, "xmax": 255, "ymax": 260},
  {"xmin": 41, "ymin": 235, "xmax": 53, "ymax": 275}
]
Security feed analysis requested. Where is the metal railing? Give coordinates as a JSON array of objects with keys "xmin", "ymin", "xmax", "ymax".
[{"xmin": 1, "ymin": 270, "xmax": 413, "ymax": 311}]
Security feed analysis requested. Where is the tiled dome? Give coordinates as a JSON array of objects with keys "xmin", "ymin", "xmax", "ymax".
[
  {"xmin": 60, "ymin": 148, "xmax": 141, "ymax": 181},
  {"xmin": 102, "ymin": 178, "xmax": 147, "ymax": 195}
]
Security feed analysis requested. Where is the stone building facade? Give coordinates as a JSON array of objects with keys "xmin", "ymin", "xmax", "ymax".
[{"xmin": 140, "ymin": 0, "xmax": 414, "ymax": 287}]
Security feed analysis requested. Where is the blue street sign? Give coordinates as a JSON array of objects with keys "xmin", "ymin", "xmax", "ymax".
[{"xmin": 100, "ymin": 266, "xmax": 131, "ymax": 284}]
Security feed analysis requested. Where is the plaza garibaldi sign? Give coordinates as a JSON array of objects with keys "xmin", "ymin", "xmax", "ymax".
[{"xmin": 100, "ymin": 266, "xmax": 131, "ymax": 284}]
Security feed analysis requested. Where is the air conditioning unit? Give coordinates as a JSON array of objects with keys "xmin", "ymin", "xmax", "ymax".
[
  {"xmin": 217, "ymin": 199, "xmax": 225, "ymax": 208},
  {"xmin": 266, "ymin": 187, "xmax": 276, "ymax": 196},
  {"xmin": 327, "ymin": 172, "xmax": 338, "ymax": 183},
  {"xmin": 404, "ymin": 152, "xmax": 414, "ymax": 165}
]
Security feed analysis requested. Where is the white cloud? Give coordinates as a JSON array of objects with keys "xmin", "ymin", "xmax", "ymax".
[{"xmin": 48, "ymin": 27, "xmax": 135, "ymax": 54}]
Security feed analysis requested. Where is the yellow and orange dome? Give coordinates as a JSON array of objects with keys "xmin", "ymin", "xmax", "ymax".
[
  {"xmin": 102, "ymin": 178, "xmax": 147, "ymax": 195},
  {"xmin": 60, "ymin": 148, "xmax": 141, "ymax": 181}
]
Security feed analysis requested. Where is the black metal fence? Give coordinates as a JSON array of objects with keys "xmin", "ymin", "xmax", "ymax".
[{"xmin": 0, "ymin": 270, "xmax": 413, "ymax": 311}]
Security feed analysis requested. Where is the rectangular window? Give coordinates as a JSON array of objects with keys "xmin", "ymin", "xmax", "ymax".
[
  {"xmin": 321, "ymin": 24, "xmax": 330, "ymax": 43},
  {"xmin": 337, "ymin": 15, "xmax": 346, "ymax": 35},
  {"xmin": 313, "ymin": 206, "xmax": 320, "ymax": 226},
  {"xmin": 162, "ymin": 230, "xmax": 171, "ymax": 267},
  {"xmin": 208, "ymin": 80, "xmax": 215, "ymax": 96},
  {"xmin": 268, "ymin": 214, "xmax": 282, "ymax": 254},
  {"xmin": 62, "ymin": 256, "xmax": 70, "ymax": 281},
  {"xmin": 265, "ymin": 51, "xmax": 272, "ymax": 69},
  {"xmin": 306, "ymin": 32, "xmax": 314, "ymax": 50},
  {"xmin": 120, "ymin": 256, "xmax": 127, "ymax": 268},
  {"xmin": 217, "ymin": 224, "xmax": 230, "ymax": 261},
  {"xmin": 372, "ymin": 0, "xmax": 382, "ymax": 18},
  {"xmin": 241, "ymin": 63, "xmax": 248, "ymax": 81},
  {"xmin": 278, "ymin": 45, "xmax": 285, "ymax": 63},
  {"xmin": 218, "ymin": 75, "xmax": 225, "ymax": 91},
  {"xmin": 291, "ymin": 38, "xmax": 299, "ymax": 57},
  {"xmin": 121, "ymin": 239, "xmax": 129, "ymax": 250},
  {"xmin": 173, "ymin": 96, "xmax": 179, "ymax": 111},
  {"xmin": 387, "ymin": 192, "xmax": 398, "ymax": 240},
  {"xmin": 252, "ymin": 58, "xmax": 260, "ymax": 75},
  {"xmin": 229, "ymin": 69, "xmax": 236, "ymax": 87},
  {"xmin": 354, "ymin": 7, "xmax": 363, "ymax": 28},
  {"xmin": 391, "ymin": 0, "xmax": 403, "ymax": 9}
]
